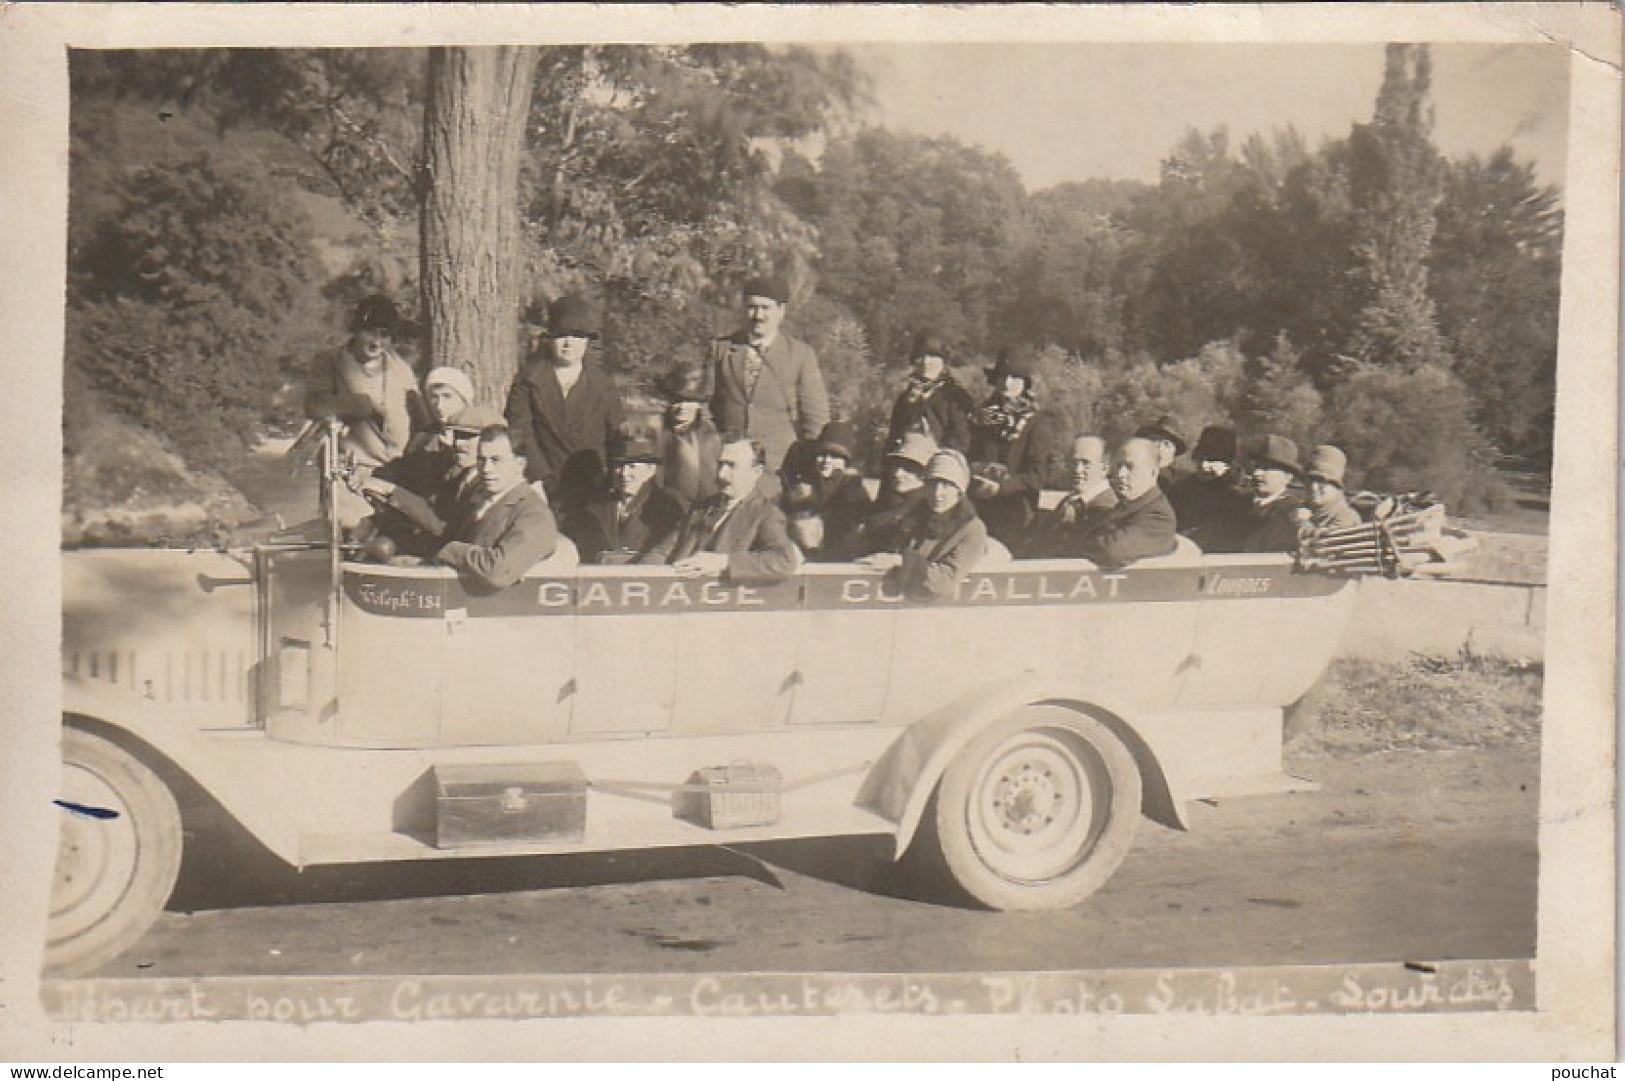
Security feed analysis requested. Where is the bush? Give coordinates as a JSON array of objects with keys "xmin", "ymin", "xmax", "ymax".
[
  {"xmin": 68, "ymin": 156, "xmax": 321, "ymax": 467},
  {"xmin": 1325, "ymin": 362, "xmax": 1511, "ymax": 512}
]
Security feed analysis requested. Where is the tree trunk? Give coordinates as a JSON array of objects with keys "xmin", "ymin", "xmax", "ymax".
[{"xmin": 420, "ymin": 46, "xmax": 539, "ymax": 406}]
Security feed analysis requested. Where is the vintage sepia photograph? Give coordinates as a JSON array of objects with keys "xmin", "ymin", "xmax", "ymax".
[{"xmin": 1, "ymin": 2, "xmax": 1617, "ymax": 1063}]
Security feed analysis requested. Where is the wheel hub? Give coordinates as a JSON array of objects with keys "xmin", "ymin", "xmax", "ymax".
[{"xmin": 994, "ymin": 764, "xmax": 1060, "ymax": 835}]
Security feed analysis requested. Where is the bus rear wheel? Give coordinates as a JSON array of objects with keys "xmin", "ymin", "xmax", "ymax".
[
  {"xmin": 47, "ymin": 728, "xmax": 182, "ymax": 976},
  {"xmin": 932, "ymin": 705, "xmax": 1141, "ymax": 911}
]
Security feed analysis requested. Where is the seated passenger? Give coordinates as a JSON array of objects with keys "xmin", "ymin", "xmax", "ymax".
[
  {"xmin": 1167, "ymin": 424, "xmax": 1250, "ymax": 553},
  {"xmin": 648, "ymin": 438, "xmax": 798, "ymax": 585},
  {"xmin": 1133, "ymin": 414, "xmax": 1188, "ymax": 491},
  {"xmin": 1022, "ymin": 435, "xmax": 1117, "ymax": 558},
  {"xmin": 1238, "ymin": 434, "xmax": 1306, "ymax": 552},
  {"xmin": 561, "ymin": 429, "xmax": 685, "ymax": 564},
  {"xmin": 781, "ymin": 421, "xmax": 872, "ymax": 561},
  {"xmin": 1076, "ymin": 437, "xmax": 1178, "ymax": 569},
  {"xmin": 358, "ymin": 402, "xmax": 501, "ymax": 558},
  {"xmin": 850, "ymin": 431, "xmax": 936, "ymax": 557},
  {"xmin": 1303, "ymin": 444, "xmax": 1362, "ymax": 532},
  {"xmin": 433, "ymin": 426, "xmax": 559, "ymax": 592},
  {"xmin": 656, "ymin": 358, "xmax": 722, "ymax": 510},
  {"xmin": 858, "ymin": 450, "xmax": 987, "ymax": 600}
]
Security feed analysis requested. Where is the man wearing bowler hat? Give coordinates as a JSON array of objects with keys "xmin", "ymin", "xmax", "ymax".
[
  {"xmin": 561, "ymin": 428, "xmax": 687, "ymax": 564},
  {"xmin": 1168, "ymin": 424, "xmax": 1250, "ymax": 552},
  {"xmin": 887, "ymin": 329, "xmax": 974, "ymax": 453},
  {"xmin": 1239, "ymin": 433, "xmax": 1307, "ymax": 552},
  {"xmin": 967, "ymin": 350, "xmax": 1068, "ymax": 548},
  {"xmin": 505, "ymin": 293, "xmax": 627, "ymax": 508},
  {"xmin": 1303, "ymin": 444, "xmax": 1362, "ymax": 532},
  {"xmin": 708, "ymin": 275, "xmax": 830, "ymax": 474},
  {"xmin": 656, "ymin": 357, "xmax": 722, "ymax": 509}
]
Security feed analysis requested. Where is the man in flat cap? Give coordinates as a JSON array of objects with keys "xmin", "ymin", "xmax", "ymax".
[
  {"xmin": 1075, "ymin": 437, "xmax": 1178, "ymax": 569},
  {"xmin": 1168, "ymin": 424, "xmax": 1251, "ymax": 553},
  {"xmin": 886, "ymin": 330, "xmax": 974, "ymax": 453},
  {"xmin": 505, "ymin": 293, "xmax": 627, "ymax": 510},
  {"xmin": 1303, "ymin": 444, "xmax": 1362, "ymax": 532},
  {"xmin": 708, "ymin": 275, "xmax": 830, "ymax": 474},
  {"xmin": 1238, "ymin": 433, "xmax": 1307, "ymax": 552},
  {"xmin": 562, "ymin": 428, "xmax": 687, "ymax": 564},
  {"xmin": 967, "ymin": 351, "xmax": 1068, "ymax": 548},
  {"xmin": 1023, "ymin": 434, "xmax": 1119, "ymax": 558},
  {"xmin": 648, "ymin": 437, "xmax": 799, "ymax": 585}
]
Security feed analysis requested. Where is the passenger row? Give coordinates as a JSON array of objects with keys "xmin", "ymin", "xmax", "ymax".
[{"xmin": 306, "ymin": 289, "xmax": 1362, "ymax": 595}]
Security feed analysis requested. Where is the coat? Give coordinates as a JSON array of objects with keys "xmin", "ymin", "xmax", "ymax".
[
  {"xmin": 967, "ymin": 399, "xmax": 1069, "ymax": 546},
  {"xmin": 435, "ymin": 482, "xmax": 559, "ymax": 593},
  {"xmin": 370, "ymin": 435, "xmax": 480, "ymax": 558},
  {"xmin": 1081, "ymin": 485, "xmax": 1178, "ymax": 569},
  {"xmin": 887, "ymin": 375, "xmax": 975, "ymax": 452},
  {"xmin": 1021, "ymin": 486, "xmax": 1119, "ymax": 559},
  {"xmin": 504, "ymin": 356, "xmax": 626, "ymax": 502},
  {"xmin": 782, "ymin": 469, "xmax": 873, "ymax": 561},
  {"xmin": 709, "ymin": 331, "xmax": 830, "ymax": 472},
  {"xmin": 1238, "ymin": 493, "xmax": 1306, "ymax": 553},
  {"xmin": 304, "ymin": 346, "xmax": 424, "ymax": 469},
  {"xmin": 561, "ymin": 481, "xmax": 686, "ymax": 564},
  {"xmin": 659, "ymin": 417, "xmax": 723, "ymax": 509},
  {"xmin": 1308, "ymin": 494, "xmax": 1362, "ymax": 532},
  {"xmin": 888, "ymin": 499, "xmax": 988, "ymax": 600},
  {"xmin": 1168, "ymin": 472, "xmax": 1252, "ymax": 553},
  {"xmin": 652, "ymin": 479, "xmax": 799, "ymax": 585},
  {"xmin": 850, "ymin": 485, "xmax": 929, "ymax": 559}
]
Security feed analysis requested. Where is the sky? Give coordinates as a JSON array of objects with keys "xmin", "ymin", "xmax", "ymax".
[{"xmin": 841, "ymin": 42, "xmax": 1570, "ymax": 192}]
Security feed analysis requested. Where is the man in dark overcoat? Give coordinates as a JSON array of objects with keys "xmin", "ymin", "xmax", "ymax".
[
  {"xmin": 562, "ymin": 430, "xmax": 686, "ymax": 564},
  {"xmin": 1168, "ymin": 424, "xmax": 1251, "ymax": 553},
  {"xmin": 1078, "ymin": 437, "xmax": 1179, "ymax": 569},
  {"xmin": 1237, "ymin": 433, "xmax": 1307, "ymax": 552}
]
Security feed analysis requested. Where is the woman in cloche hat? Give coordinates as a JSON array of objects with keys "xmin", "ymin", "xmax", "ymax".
[{"xmin": 859, "ymin": 449, "xmax": 988, "ymax": 599}]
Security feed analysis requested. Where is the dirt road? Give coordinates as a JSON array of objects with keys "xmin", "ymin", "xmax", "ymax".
[{"xmin": 80, "ymin": 745, "xmax": 1536, "ymax": 979}]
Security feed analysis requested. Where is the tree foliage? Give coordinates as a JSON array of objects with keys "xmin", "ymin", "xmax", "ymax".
[{"xmin": 65, "ymin": 41, "xmax": 1560, "ymax": 531}]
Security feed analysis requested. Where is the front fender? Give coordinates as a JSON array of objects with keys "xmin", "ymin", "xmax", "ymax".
[
  {"xmin": 857, "ymin": 674, "xmax": 1187, "ymax": 859},
  {"xmin": 61, "ymin": 676, "xmax": 302, "ymax": 866}
]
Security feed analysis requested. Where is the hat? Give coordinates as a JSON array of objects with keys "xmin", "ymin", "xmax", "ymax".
[
  {"xmin": 424, "ymin": 366, "xmax": 476, "ymax": 406},
  {"xmin": 1192, "ymin": 425, "xmax": 1238, "ymax": 464},
  {"xmin": 985, "ymin": 351, "xmax": 1036, "ymax": 384},
  {"xmin": 548, "ymin": 294, "xmax": 600, "ymax": 339},
  {"xmin": 657, "ymin": 358, "xmax": 714, "ymax": 402},
  {"xmin": 521, "ymin": 294, "xmax": 550, "ymax": 326},
  {"xmin": 742, "ymin": 275, "xmax": 791, "ymax": 305},
  {"xmin": 885, "ymin": 431, "xmax": 938, "ymax": 470},
  {"xmin": 1251, "ymin": 433, "xmax": 1301, "ymax": 475},
  {"xmin": 444, "ymin": 404, "xmax": 505, "ymax": 435},
  {"xmin": 911, "ymin": 329, "xmax": 951, "ymax": 360},
  {"xmin": 925, "ymin": 449, "xmax": 972, "ymax": 492},
  {"xmin": 350, "ymin": 294, "xmax": 400, "ymax": 335},
  {"xmin": 1304, "ymin": 444, "xmax": 1348, "ymax": 487},
  {"xmin": 1134, "ymin": 415, "xmax": 1188, "ymax": 457},
  {"xmin": 610, "ymin": 430, "xmax": 661, "ymax": 466},
  {"xmin": 814, "ymin": 421, "xmax": 856, "ymax": 461}
]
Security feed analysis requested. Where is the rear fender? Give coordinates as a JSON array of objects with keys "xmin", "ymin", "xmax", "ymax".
[
  {"xmin": 61, "ymin": 676, "xmax": 302, "ymax": 866},
  {"xmin": 857, "ymin": 674, "xmax": 1187, "ymax": 859}
]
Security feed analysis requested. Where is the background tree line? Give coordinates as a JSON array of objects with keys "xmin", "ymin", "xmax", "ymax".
[{"xmin": 65, "ymin": 43, "xmax": 1561, "ymax": 527}]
